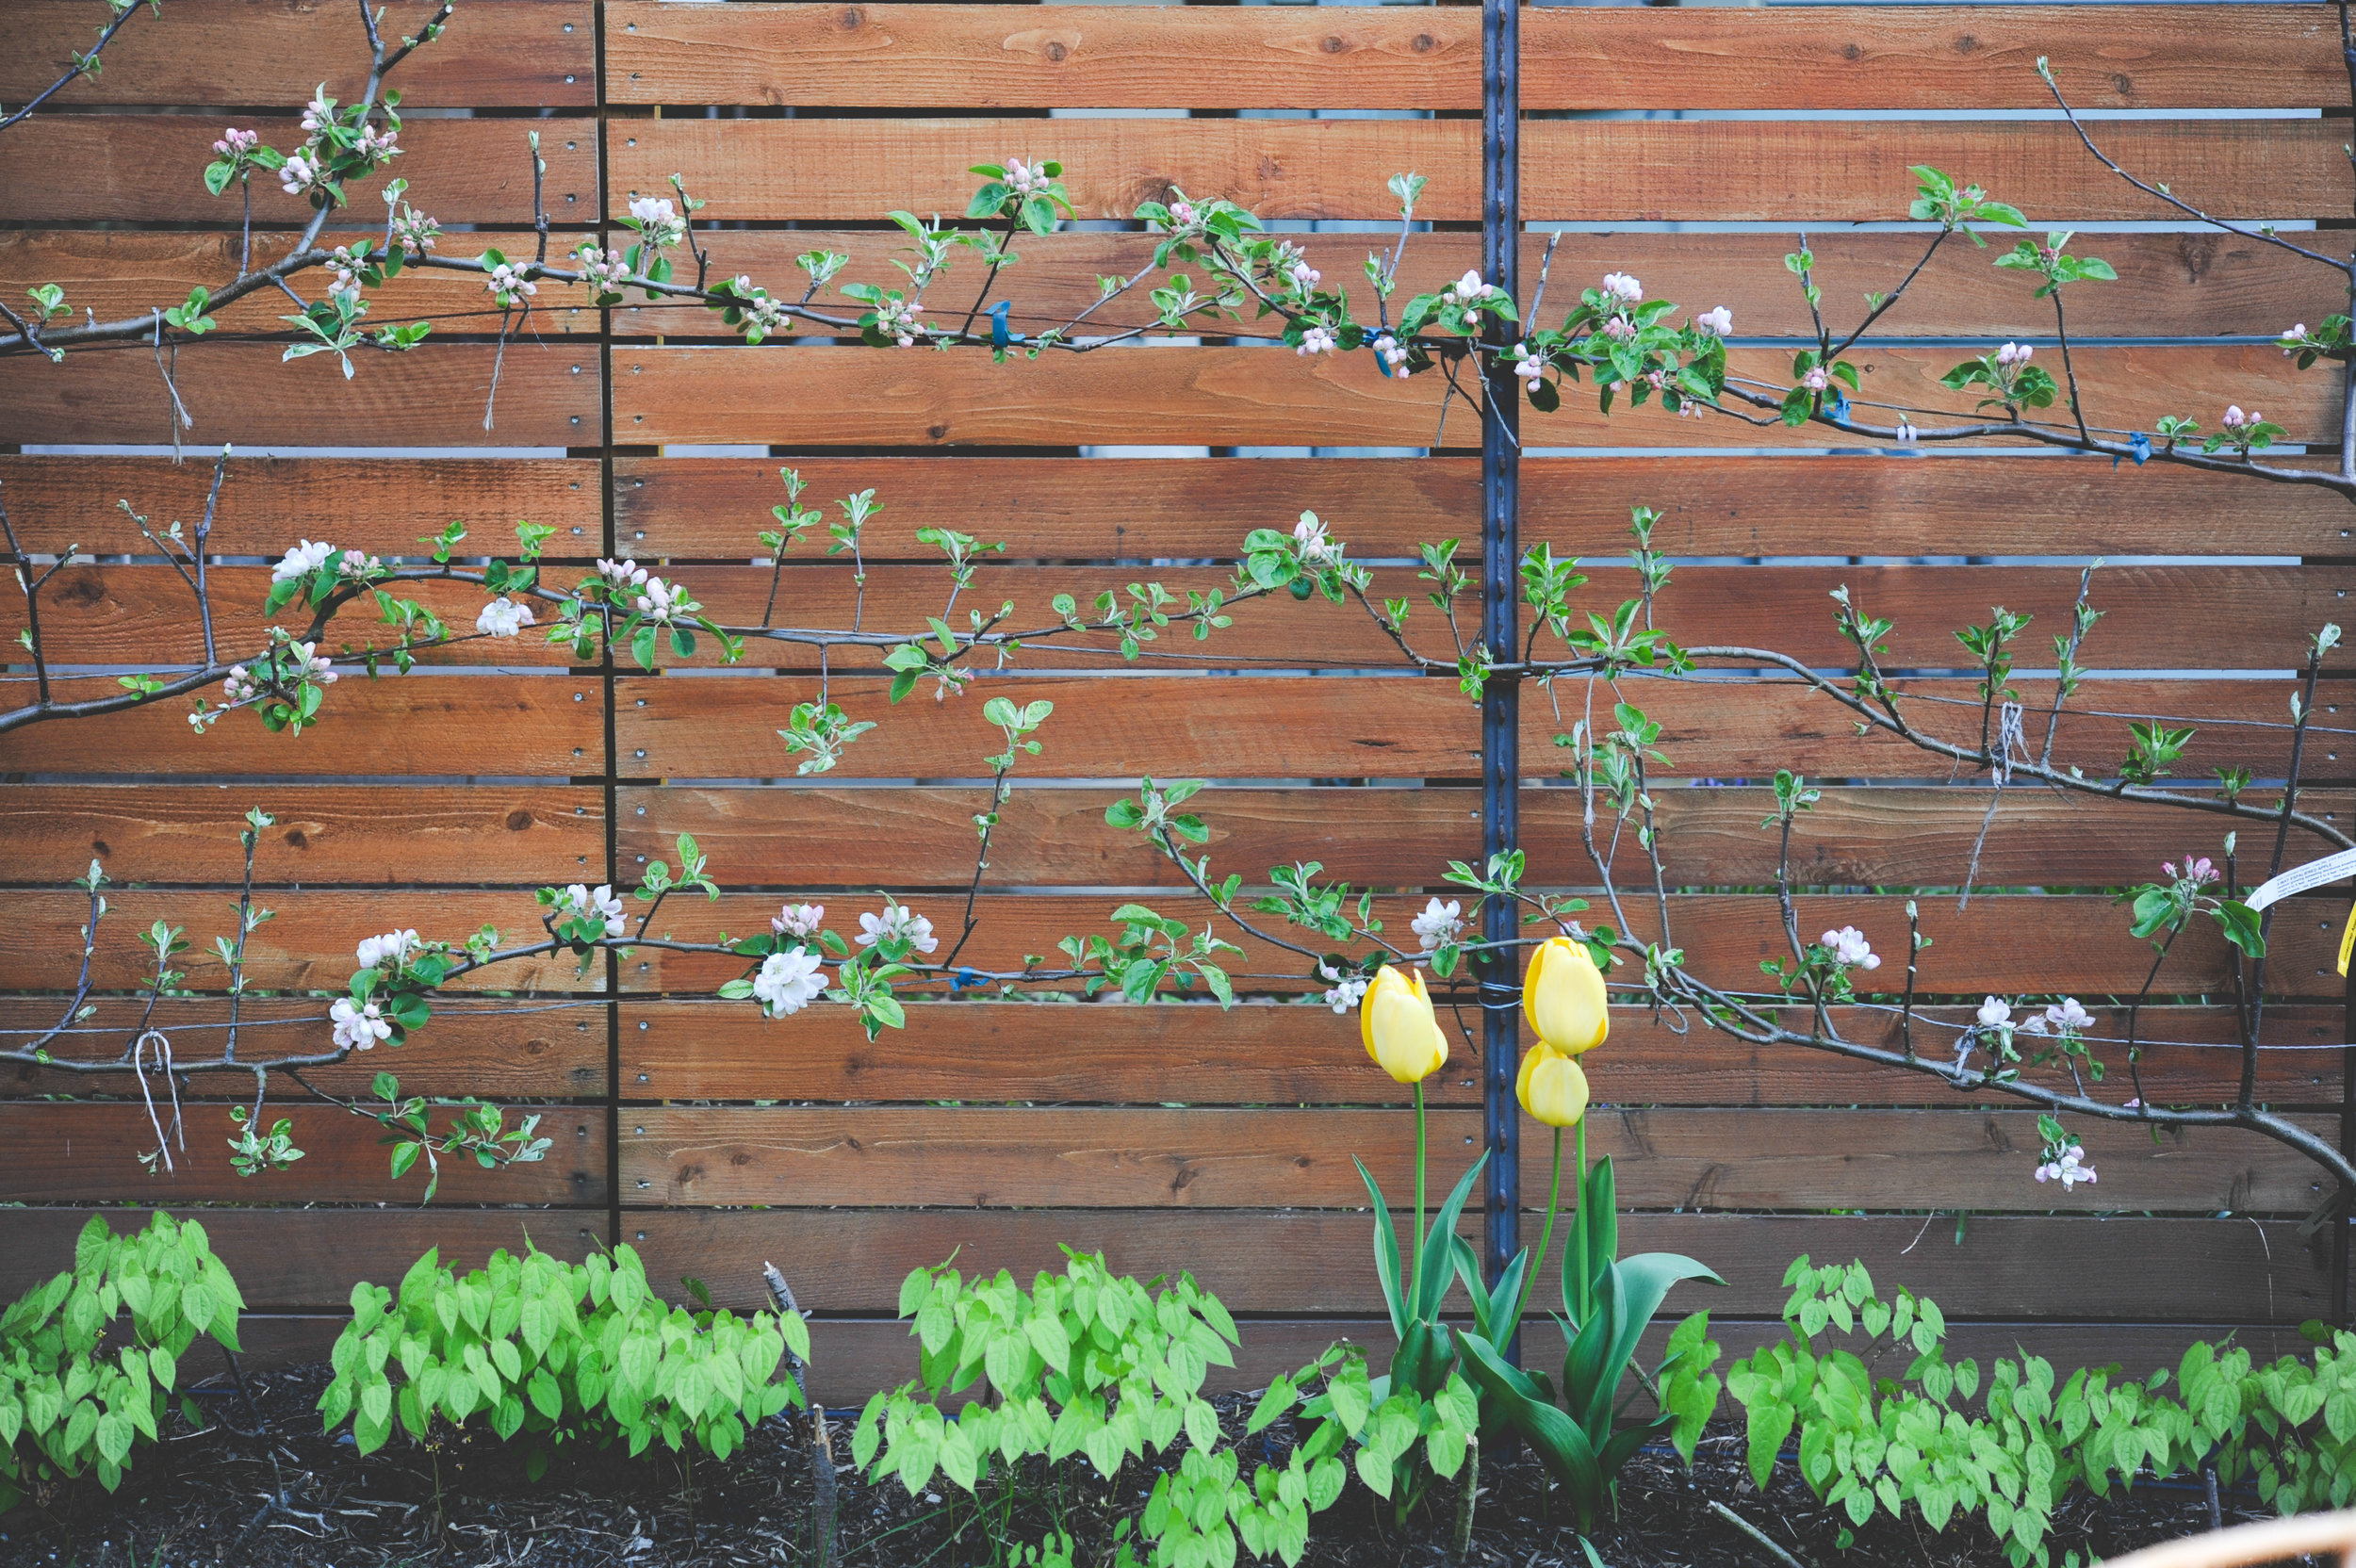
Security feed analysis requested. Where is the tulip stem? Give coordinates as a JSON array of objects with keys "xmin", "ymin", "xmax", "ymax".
[
  {"xmin": 1567, "ymin": 1118, "xmax": 1590, "ymax": 1328},
  {"xmin": 1513, "ymin": 1124, "xmax": 1565, "ymax": 1334},
  {"xmin": 1411, "ymin": 1080, "xmax": 1429, "ymax": 1309}
]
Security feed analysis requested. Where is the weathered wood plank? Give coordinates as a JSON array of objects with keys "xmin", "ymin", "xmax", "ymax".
[
  {"xmin": 613, "ymin": 674, "xmax": 2342, "ymax": 784},
  {"xmin": 0, "ymin": 997, "xmax": 607, "ymax": 1100},
  {"xmin": 604, "ymin": 4, "xmax": 2339, "ymax": 113},
  {"xmin": 0, "ymin": 1102, "xmax": 605, "ymax": 1203},
  {"xmin": 0, "ymin": 341, "xmax": 597, "ymax": 448},
  {"xmin": 5, "ymin": 890, "xmax": 602, "ymax": 992},
  {"xmin": 612, "ymin": 343, "xmax": 2334, "ymax": 449},
  {"xmin": 621, "ymin": 783, "xmax": 2351, "ymax": 893},
  {"xmin": 611, "ymin": 228, "xmax": 2332, "ymax": 342},
  {"xmin": 615, "ymin": 890, "xmax": 2338, "ymax": 1001},
  {"xmin": 0, "ymin": 1207, "xmax": 610, "ymax": 1314},
  {"xmin": 614, "ymin": 453, "xmax": 2356, "ymax": 562},
  {"xmin": 614, "ymin": 118, "xmax": 2347, "ymax": 225},
  {"xmin": 2, "ymin": 0, "xmax": 596, "ymax": 107},
  {"xmin": 614, "ymin": 998, "xmax": 2334, "ymax": 1109},
  {"xmin": 0, "ymin": 116, "xmax": 598, "ymax": 225},
  {"xmin": 2, "ymin": 784, "xmax": 604, "ymax": 886},
  {"xmin": 628, "ymin": 1209, "xmax": 2336, "ymax": 1321},
  {"xmin": 0, "ymin": 456, "xmax": 602, "ymax": 557},
  {"xmin": 0, "ymin": 675, "xmax": 604, "ymax": 777},
  {"xmin": 617, "ymin": 1105, "xmax": 2334, "ymax": 1213},
  {"xmin": 0, "ymin": 231, "xmax": 601, "ymax": 339}
]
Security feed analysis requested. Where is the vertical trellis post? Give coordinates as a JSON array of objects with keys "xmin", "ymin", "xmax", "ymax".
[{"xmin": 1479, "ymin": 0, "xmax": 1523, "ymax": 1357}]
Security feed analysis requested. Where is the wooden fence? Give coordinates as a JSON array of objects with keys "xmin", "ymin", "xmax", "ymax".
[{"xmin": 1, "ymin": 0, "xmax": 2350, "ymax": 1402}]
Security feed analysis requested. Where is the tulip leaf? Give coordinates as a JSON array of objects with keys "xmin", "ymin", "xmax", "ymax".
[
  {"xmin": 1353, "ymin": 1157, "xmax": 1408, "ymax": 1340},
  {"xmin": 1412, "ymin": 1152, "xmax": 1489, "ymax": 1326},
  {"xmin": 1456, "ymin": 1329, "xmax": 1607, "ymax": 1527}
]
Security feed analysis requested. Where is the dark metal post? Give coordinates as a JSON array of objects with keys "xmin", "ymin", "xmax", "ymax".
[
  {"xmin": 2338, "ymin": 909, "xmax": 2354, "ymax": 1325},
  {"xmin": 1479, "ymin": 0, "xmax": 1523, "ymax": 1358}
]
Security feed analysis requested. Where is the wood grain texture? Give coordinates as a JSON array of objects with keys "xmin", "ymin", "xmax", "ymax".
[
  {"xmin": 0, "ymin": 116, "xmax": 598, "ymax": 226},
  {"xmin": 613, "ymin": 227, "xmax": 2333, "ymax": 342},
  {"xmin": 0, "ymin": 1207, "xmax": 610, "ymax": 1314},
  {"xmin": 1, "ymin": 0, "xmax": 596, "ymax": 107},
  {"xmin": 614, "ymin": 453, "xmax": 2356, "ymax": 561},
  {"xmin": 621, "ymin": 783, "xmax": 2350, "ymax": 892},
  {"xmin": 614, "ymin": 998, "xmax": 2333, "ymax": 1109},
  {"xmin": 612, "ymin": 342, "xmax": 2333, "ymax": 449},
  {"xmin": 0, "ymin": 456, "xmax": 602, "ymax": 557},
  {"xmin": 0, "ymin": 996, "xmax": 607, "ymax": 1100},
  {"xmin": 0, "ymin": 674, "xmax": 603, "ymax": 777},
  {"xmin": 614, "ymin": 118, "xmax": 2347, "ymax": 225},
  {"xmin": 605, "ymin": 4, "xmax": 2340, "ymax": 112},
  {"xmin": 5, "ymin": 890, "xmax": 603, "ymax": 992},
  {"xmin": 617, "ymin": 1105, "xmax": 2333, "ymax": 1213},
  {"xmin": 2, "ymin": 784, "xmax": 604, "ymax": 886},
  {"xmin": 612, "ymin": 674, "xmax": 2342, "ymax": 784},
  {"xmin": 0, "ymin": 231, "xmax": 603, "ymax": 340},
  {"xmin": 628, "ymin": 1209, "xmax": 2336, "ymax": 1321},
  {"xmin": 0, "ymin": 341, "xmax": 597, "ymax": 448},
  {"xmin": 0, "ymin": 1102, "xmax": 605, "ymax": 1203},
  {"xmin": 614, "ymin": 891, "xmax": 2337, "ymax": 1002}
]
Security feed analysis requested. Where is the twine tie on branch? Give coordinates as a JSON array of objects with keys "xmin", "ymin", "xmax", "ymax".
[{"xmin": 133, "ymin": 1029, "xmax": 184, "ymax": 1175}]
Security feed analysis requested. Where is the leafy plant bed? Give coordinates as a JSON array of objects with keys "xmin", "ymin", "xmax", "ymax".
[{"xmin": 0, "ymin": 1363, "xmax": 2260, "ymax": 1568}]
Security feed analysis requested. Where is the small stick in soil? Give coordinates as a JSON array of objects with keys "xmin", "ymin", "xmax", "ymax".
[
  {"xmin": 1708, "ymin": 1499, "xmax": 1807, "ymax": 1568},
  {"xmin": 1451, "ymin": 1436, "xmax": 1480, "ymax": 1561},
  {"xmin": 762, "ymin": 1261, "xmax": 838, "ymax": 1568}
]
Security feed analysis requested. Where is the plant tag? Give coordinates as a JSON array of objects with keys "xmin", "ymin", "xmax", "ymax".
[{"xmin": 2244, "ymin": 846, "xmax": 2356, "ymax": 913}]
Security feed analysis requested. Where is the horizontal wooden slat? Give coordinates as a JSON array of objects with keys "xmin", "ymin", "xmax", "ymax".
[
  {"xmin": 614, "ymin": 674, "xmax": 2345, "ymax": 784},
  {"xmin": 0, "ymin": 1102, "xmax": 605, "ymax": 1203},
  {"xmin": 614, "ymin": 119, "xmax": 2346, "ymax": 225},
  {"xmin": 3, "ymin": 785, "xmax": 605, "ymax": 886},
  {"xmin": 614, "ymin": 998, "xmax": 2335, "ymax": 1109},
  {"xmin": 0, "ymin": 997, "xmax": 607, "ymax": 1100},
  {"xmin": 3, "ymin": 0, "xmax": 596, "ymax": 107},
  {"xmin": 0, "ymin": 675, "xmax": 603, "ymax": 777},
  {"xmin": 618, "ymin": 1105, "xmax": 2333, "ymax": 1213},
  {"xmin": 617, "ymin": 890, "xmax": 2335, "ymax": 1000},
  {"xmin": 1, "ymin": 116, "xmax": 597, "ymax": 226},
  {"xmin": 0, "ymin": 456, "xmax": 603, "ymax": 557},
  {"xmin": 0, "ymin": 1207, "xmax": 610, "ymax": 1314},
  {"xmin": 612, "ymin": 228, "xmax": 2333, "ymax": 342},
  {"xmin": 614, "ymin": 342, "xmax": 2334, "ymax": 449},
  {"xmin": 614, "ymin": 453, "xmax": 2356, "ymax": 561},
  {"xmin": 0, "ymin": 341, "xmax": 597, "ymax": 448},
  {"xmin": 628, "ymin": 1209, "xmax": 2337, "ymax": 1322},
  {"xmin": 7, "ymin": 890, "xmax": 603, "ymax": 993},
  {"xmin": 0, "ymin": 231, "xmax": 601, "ymax": 340},
  {"xmin": 606, "ymin": 4, "xmax": 2339, "ymax": 113},
  {"xmin": 626, "ymin": 784, "xmax": 2348, "ymax": 894}
]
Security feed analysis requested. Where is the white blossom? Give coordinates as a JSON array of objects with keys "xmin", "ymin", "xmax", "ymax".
[
  {"xmin": 2035, "ymin": 1145, "xmax": 2097, "ymax": 1189},
  {"xmin": 1513, "ymin": 345, "xmax": 1545, "ymax": 384},
  {"xmin": 772, "ymin": 903, "xmax": 826, "ymax": 939},
  {"xmin": 1296, "ymin": 324, "xmax": 1336, "ymax": 357},
  {"xmin": 597, "ymin": 557, "xmax": 649, "ymax": 588},
  {"xmin": 1821, "ymin": 926, "xmax": 1879, "ymax": 971},
  {"xmin": 300, "ymin": 87, "xmax": 335, "ymax": 135},
  {"xmin": 1319, "ymin": 962, "xmax": 1370, "ymax": 1015},
  {"xmin": 627, "ymin": 196, "xmax": 686, "ymax": 250},
  {"xmin": 858, "ymin": 903, "xmax": 939, "ymax": 955},
  {"xmin": 213, "ymin": 127, "xmax": 260, "ymax": 157},
  {"xmin": 1976, "ymin": 995, "xmax": 2012, "ymax": 1030},
  {"xmin": 575, "ymin": 245, "xmax": 632, "ymax": 291},
  {"xmin": 1372, "ymin": 334, "xmax": 1408, "ymax": 369},
  {"xmin": 1292, "ymin": 512, "xmax": 1336, "ymax": 564},
  {"xmin": 475, "ymin": 596, "xmax": 534, "ymax": 638},
  {"xmin": 564, "ymin": 883, "xmax": 626, "ymax": 938},
  {"xmin": 330, "ymin": 997, "xmax": 391, "ymax": 1051},
  {"xmin": 1006, "ymin": 157, "xmax": 1048, "ymax": 196},
  {"xmin": 335, "ymin": 551, "xmax": 383, "ymax": 580},
  {"xmin": 279, "ymin": 150, "xmax": 324, "ymax": 198},
  {"xmin": 752, "ymin": 948, "xmax": 829, "ymax": 1018},
  {"xmin": 271, "ymin": 539, "xmax": 334, "ymax": 583},
  {"xmin": 484, "ymin": 261, "xmax": 538, "ymax": 302},
  {"xmin": 1412, "ymin": 898, "xmax": 1463, "ymax": 953},
  {"xmin": 1599, "ymin": 271, "xmax": 1643, "ymax": 303},
  {"xmin": 1800, "ymin": 367, "xmax": 1830, "ymax": 392},
  {"xmin": 2042, "ymin": 996, "xmax": 2095, "ymax": 1034},
  {"xmin": 1694, "ymin": 305, "xmax": 1732, "ymax": 336},
  {"xmin": 355, "ymin": 928, "xmax": 420, "ymax": 972},
  {"xmin": 1995, "ymin": 341, "xmax": 2034, "ymax": 368},
  {"xmin": 294, "ymin": 641, "xmax": 335, "ymax": 683}
]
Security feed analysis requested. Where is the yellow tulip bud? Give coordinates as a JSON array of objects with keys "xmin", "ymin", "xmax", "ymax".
[
  {"xmin": 1360, "ymin": 965, "xmax": 1448, "ymax": 1085},
  {"xmin": 1523, "ymin": 936, "xmax": 1609, "ymax": 1055},
  {"xmin": 1516, "ymin": 1045, "xmax": 1590, "ymax": 1128}
]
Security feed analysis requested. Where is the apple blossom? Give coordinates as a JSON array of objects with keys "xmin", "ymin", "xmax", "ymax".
[
  {"xmin": 213, "ymin": 127, "xmax": 260, "ymax": 157},
  {"xmin": 1821, "ymin": 926, "xmax": 1880, "ymax": 970},
  {"xmin": 773, "ymin": 903, "xmax": 826, "ymax": 939},
  {"xmin": 1976, "ymin": 995, "xmax": 2013, "ymax": 1030},
  {"xmin": 1412, "ymin": 897, "xmax": 1464, "ymax": 952},
  {"xmin": 475, "ymin": 597, "xmax": 534, "ymax": 638},
  {"xmin": 752, "ymin": 948, "xmax": 829, "ymax": 1018},
  {"xmin": 2223, "ymin": 404, "xmax": 2248, "ymax": 427},
  {"xmin": 330, "ymin": 997, "xmax": 392, "ymax": 1051},
  {"xmin": 1319, "ymin": 961, "xmax": 1370, "ymax": 1015},
  {"xmin": 270, "ymin": 540, "xmax": 334, "ymax": 583},
  {"xmin": 1694, "ymin": 305, "xmax": 1733, "ymax": 336},
  {"xmin": 1296, "ymin": 324, "xmax": 1335, "ymax": 357},
  {"xmin": 1292, "ymin": 512, "xmax": 1336, "ymax": 564},
  {"xmin": 563, "ymin": 883, "xmax": 627, "ymax": 938},
  {"xmin": 356, "ymin": 929, "xmax": 421, "ymax": 971},
  {"xmin": 279, "ymin": 150, "xmax": 324, "ymax": 198},
  {"xmin": 1600, "ymin": 271, "xmax": 1643, "ymax": 303},
  {"xmin": 2035, "ymin": 1144, "xmax": 2096, "ymax": 1189},
  {"xmin": 1995, "ymin": 341, "xmax": 2033, "ymax": 368},
  {"xmin": 858, "ymin": 903, "xmax": 939, "ymax": 955}
]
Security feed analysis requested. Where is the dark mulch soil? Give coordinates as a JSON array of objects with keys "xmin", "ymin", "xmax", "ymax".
[{"xmin": 0, "ymin": 1362, "xmax": 2282, "ymax": 1568}]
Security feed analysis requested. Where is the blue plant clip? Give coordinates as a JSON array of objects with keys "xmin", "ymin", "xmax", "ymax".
[
  {"xmin": 987, "ymin": 300, "xmax": 1022, "ymax": 350},
  {"xmin": 1826, "ymin": 388, "xmax": 1851, "ymax": 424},
  {"xmin": 948, "ymin": 967, "xmax": 985, "ymax": 993},
  {"xmin": 2128, "ymin": 431, "xmax": 2151, "ymax": 466}
]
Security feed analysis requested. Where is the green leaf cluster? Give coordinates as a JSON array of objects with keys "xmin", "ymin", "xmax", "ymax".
[
  {"xmin": 320, "ymin": 1243, "xmax": 806, "ymax": 1472},
  {"xmin": 0, "ymin": 1214, "xmax": 244, "ymax": 1512}
]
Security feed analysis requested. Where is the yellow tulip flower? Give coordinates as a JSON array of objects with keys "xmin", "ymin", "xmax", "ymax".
[
  {"xmin": 1361, "ymin": 965, "xmax": 1448, "ymax": 1085},
  {"xmin": 1523, "ymin": 936, "xmax": 1609, "ymax": 1055},
  {"xmin": 1516, "ymin": 1044, "xmax": 1590, "ymax": 1128}
]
